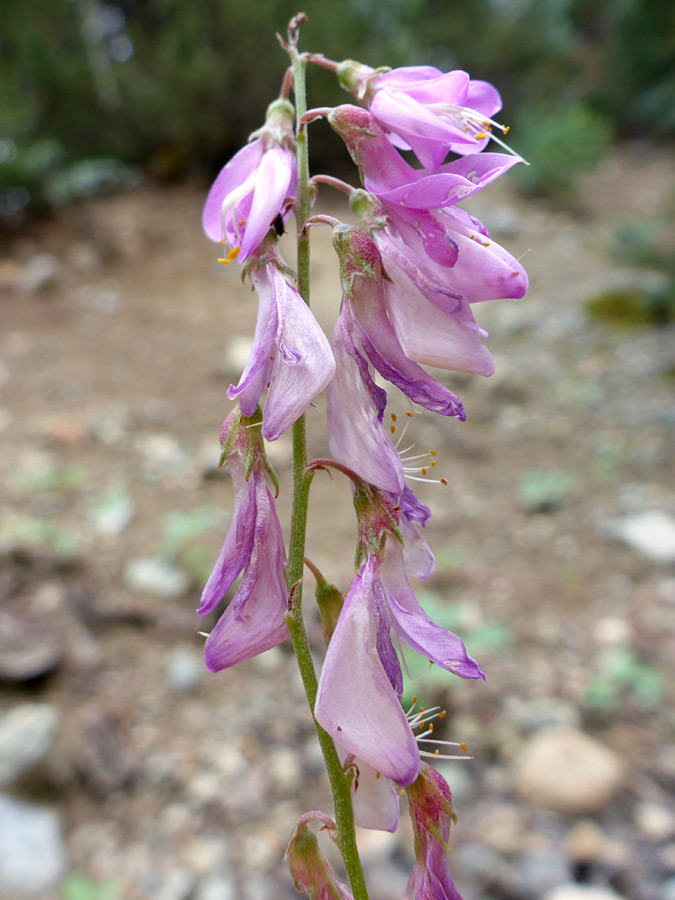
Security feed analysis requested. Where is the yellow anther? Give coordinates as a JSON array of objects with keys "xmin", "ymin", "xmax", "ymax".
[
  {"xmin": 438, "ymin": 710, "xmax": 446, "ymax": 720},
  {"xmin": 419, "ymin": 707, "xmax": 425, "ymax": 713},
  {"xmin": 482, "ymin": 241, "xmax": 491, "ymax": 247},
  {"xmin": 482, "ymin": 120, "xmax": 490, "ymax": 127},
  {"xmin": 217, "ymin": 258, "xmax": 233, "ymax": 265},
  {"xmin": 390, "ymin": 425, "xmax": 396, "ymax": 434},
  {"xmin": 460, "ymin": 742, "xmax": 467, "ymax": 752},
  {"xmin": 430, "ymin": 450, "xmax": 437, "ymax": 456},
  {"xmin": 469, "ymin": 234, "xmax": 475, "ymax": 241},
  {"xmin": 474, "ymin": 132, "xmax": 488, "ymax": 140},
  {"xmin": 269, "ymin": 356, "xmax": 275, "ymax": 361},
  {"xmin": 430, "ymin": 461, "xmax": 437, "ymax": 468},
  {"xmin": 375, "ymin": 771, "xmax": 381, "ymax": 780},
  {"xmin": 503, "ymin": 125, "xmax": 510, "ymax": 134},
  {"xmin": 405, "ymin": 411, "xmax": 414, "ymax": 418},
  {"xmin": 429, "ymin": 723, "xmax": 434, "ymax": 733},
  {"xmin": 422, "ymin": 467, "xmax": 427, "ymax": 476},
  {"xmin": 238, "ymin": 220, "xmax": 246, "ymax": 226},
  {"xmin": 391, "ymin": 413, "xmax": 397, "ymax": 422},
  {"xmin": 227, "ymin": 247, "xmax": 240, "ymax": 260},
  {"xmin": 400, "ymin": 788, "xmax": 405, "ymax": 796},
  {"xmin": 434, "ymin": 749, "xmax": 440, "ymax": 757},
  {"xmin": 412, "ymin": 696, "xmax": 417, "ymax": 704}
]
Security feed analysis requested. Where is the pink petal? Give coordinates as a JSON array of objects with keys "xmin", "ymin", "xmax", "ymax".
[{"xmin": 315, "ymin": 572, "xmax": 420, "ymax": 786}]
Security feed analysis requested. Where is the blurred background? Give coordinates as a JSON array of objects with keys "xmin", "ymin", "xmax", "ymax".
[{"xmin": 0, "ymin": 2, "xmax": 673, "ymax": 900}]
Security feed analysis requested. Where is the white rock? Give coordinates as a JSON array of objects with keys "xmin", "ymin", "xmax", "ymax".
[
  {"xmin": 544, "ymin": 886, "xmax": 626, "ymax": 900},
  {"xmin": 20, "ymin": 254, "xmax": 59, "ymax": 294},
  {"xmin": 223, "ymin": 336, "xmax": 254, "ymax": 375},
  {"xmin": 0, "ymin": 703, "xmax": 60, "ymax": 787},
  {"xmin": 0, "ymin": 795, "xmax": 67, "ymax": 895},
  {"xmin": 514, "ymin": 727, "xmax": 624, "ymax": 815},
  {"xmin": 635, "ymin": 801, "xmax": 675, "ymax": 841},
  {"xmin": 601, "ymin": 510, "xmax": 675, "ymax": 564},
  {"xmin": 165, "ymin": 647, "xmax": 205, "ymax": 693},
  {"xmin": 124, "ymin": 557, "xmax": 190, "ymax": 599},
  {"xmin": 156, "ymin": 867, "xmax": 197, "ymax": 900},
  {"xmin": 196, "ymin": 877, "xmax": 237, "ymax": 900}
]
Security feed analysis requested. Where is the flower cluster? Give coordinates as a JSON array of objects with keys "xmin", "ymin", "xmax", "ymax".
[{"xmin": 199, "ymin": 46, "xmax": 528, "ymax": 900}]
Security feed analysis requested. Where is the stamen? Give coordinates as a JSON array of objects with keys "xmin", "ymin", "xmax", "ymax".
[{"xmin": 406, "ymin": 699, "xmax": 472, "ymax": 761}]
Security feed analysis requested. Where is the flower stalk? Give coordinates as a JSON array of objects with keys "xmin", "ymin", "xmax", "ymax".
[{"xmin": 284, "ymin": 34, "xmax": 370, "ymax": 900}]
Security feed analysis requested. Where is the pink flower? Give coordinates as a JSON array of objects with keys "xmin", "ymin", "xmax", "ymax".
[
  {"xmin": 314, "ymin": 547, "xmax": 484, "ymax": 786},
  {"xmin": 198, "ymin": 408, "xmax": 289, "ymax": 671},
  {"xmin": 202, "ymin": 99, "xmax": 297, "ymax": 262},
  {"xmin": 229, "ymin": 250, "xmax": 335, "ymax": 441},
  {"xmin": 338, "ymin": 60, "xmax": 509, "ymax": 170}
]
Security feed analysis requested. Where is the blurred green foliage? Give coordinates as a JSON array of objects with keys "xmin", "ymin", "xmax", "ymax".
[{"xmin": 1, "ymin": 0, "xmax": 673, "ymax": 219}]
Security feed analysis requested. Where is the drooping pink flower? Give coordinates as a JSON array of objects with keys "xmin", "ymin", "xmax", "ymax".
[
  {"xmin": 198, "ymin": 408, "xmax": 289, "ymax": 671},
  {"xmin": 202, "ymin": 99, "xmax": 297, "ymax": 262},
  {"xmin": 229, "ymin": 249, "xmax": 335, "ymax": 441},
  {"xmin": 314, "ymin": 548, "xmax": 484, "ymax": 786},
  {"xmin": 332, "ymin": 223, "xmax": 498, "ymax": 391},
  {"xmin": 338, "ymin": 60, "xmax": 509, "ymax": 170}
]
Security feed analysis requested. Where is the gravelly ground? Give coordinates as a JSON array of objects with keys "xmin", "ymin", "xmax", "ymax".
[{"xmin": 0, "ymin": 143, "xmax": 673, "ymax": 900}]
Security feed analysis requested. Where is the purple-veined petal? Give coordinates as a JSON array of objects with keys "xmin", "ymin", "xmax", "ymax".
[
  {"xmin": 433, "ymin": 209, "xmax": 529, "ymax": 302},
  {"xmin": 327, "ymin": 308, "xmax": 405, "ymax": 495},
  {"xmin": 400, "ymin": 515, "xmax": 435, "ymax": 581},
  {"xmin": 381, "ymin": 255, "xmax": 495, "ymax": 376},
  {"xmin": 348, "ymin": 755, "xmax": 400, "ymax": 833},
  {"xmin": 202, "ymin": 140, "xmax": 264, "ymax": 243},
  {"xmin": 382, "ymin": 541, "xmax": 485, "ymax": 680},
  {"xmin": 315, "ymin": 568, "xmax": 420, "ymax": 786},
  {"xmin": 372, "ymin": 66, "xmax": 443, "ymax": 90},
  {"xmin": 262, "ymin": 267, "xmax": 335, "ymax": 441},
  {"xmin": 377, "ymin": 152, "xmax": 521, "ymax": 208},
  {"xmin": 198, "ymin": 455, "xmax": 256, "ymax": 616},
  {"xmin": 238, "ymin": 146, "xmax": 294, "ymax": 262},
  {"xmin": 347, "ymin": 282, "xmax": 466, "ymax": 419},
  {"xmin": 227, "ymin": 265, "xmax": 276, "ymax": 414},
  {"xmin": 204, "ymin": 476, "xmax": 289, "ymax": 671}
]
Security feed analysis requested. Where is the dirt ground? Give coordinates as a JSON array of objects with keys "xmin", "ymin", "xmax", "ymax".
[{"xmin": 0, "ymin": 144, "xmax": 673, "ymax": 900}]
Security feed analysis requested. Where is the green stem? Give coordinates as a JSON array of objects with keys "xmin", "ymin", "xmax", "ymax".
[{"xmin": 284, "ymin": 45, "xmax": 370, "ymax": 900}]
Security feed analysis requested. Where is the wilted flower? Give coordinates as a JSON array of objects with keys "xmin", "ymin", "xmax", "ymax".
[
  {"xmin": 286, "ymin": 812, "xmax": 354, "ymax": 900},
  {"xmin": 403, "ymin": 763, "xmax": 464, "ymax": 900},
  {"xmin": 202, "ymin": 98, "xmax": 297, "ymax": 262},
  {"xmin": 229, "ymin": 246, "xmax": 335, "ymax": 441},
  {"xmin": 338, "ymin": 60, "xmax": 510, "ymax": 170},
  {"xmin": 197, "ymin": 407, "xmax": 289, "ymax": 671}
]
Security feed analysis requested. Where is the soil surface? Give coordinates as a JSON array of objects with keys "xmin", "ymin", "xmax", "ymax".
[{"xmin": 0, "ymin": 145, "xmax": 673, "ymax": 900}]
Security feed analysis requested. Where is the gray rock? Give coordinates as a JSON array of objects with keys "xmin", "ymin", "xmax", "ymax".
[
  {"xmin": 663, "ymin": 876, "xmax": 675, "ymax": 900},
  {"xmin": 124, "ymin": 557, "xmax": 191, "ymax": 599},
  {"xmin": 165, "ymin": 647, "xmax": 205, "ymax": 693},
  {"xmin": 517, "ymin": 847, "xmax": 570, "ymax": 897},
  {"xmin": 514, "ymin": 727, "xmax": 624, "ymax": 815},
  {"xmin": 0, "ymin": 703, "xmax": 60, "ymax": 787},
  {"xmin": 601, "ymin": 510, "xmax": 675, "ymax": 564},
  {"xmin": 0, "ymin": 794, "xmax": 67, "ymax": 896}
]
